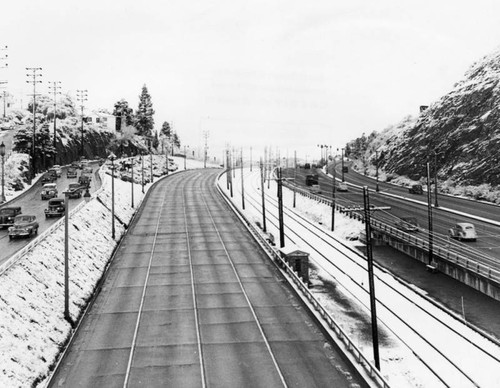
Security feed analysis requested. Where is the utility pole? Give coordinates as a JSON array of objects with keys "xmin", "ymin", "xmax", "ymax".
[
  {"xmin": 293, "ymin": 150, "xmax": 297, "ymax": 208},
  {"xmin": 362, "ymin": 187, "xmax": 380, "ymax": 371},
  {"xmin": 48, "ymin": 81, "xmax": 61, "ymax": 165},
  {"xmin": 229, "ymin": 148, "xmax": 233, "ymax": 198},
  {"xmin": 340, "ymin": 147, "xmax": 345, "ymax": 182},
  {"xmin": 0, "ymin": 46, "xmax": 7, "ymax": 118},
  {"xmin": 225, "ymin": 146, "xmax": 230, "ymax": 190},
  {"xmin": 76, "ymin": 89, "xmax": 88, "ymax": 159},
  {"xmin": 250, "ymin": 146, "xmax": 252, "ymax": 172},
  {"xmin": 260, "ymin": 157, "xmax": 267, "ymax": 232},
  {"xmin": 240, "ymin": 148, "xmax": 245, "ymax": 210},
  {"xmin": 375, "ymin": 150, "xmax": 380, "ymax": 192},
  {"xmin": 26, "ymin": 67, "xmax": 42, "ymax": 178},
  {"xmin": 434, "ymin": 152, "xmax": 439, "ymax": 207},
  {"xmin": 277, "ymin": 167, "xmax": 285, "ymax": 248},
  {"xmin": 203, "ymin": 130, "xmax": 209, "ymax": 168},
  {"xmin": 427, "ymin": 162, "xmax": 434, "ymax": 264},
  {"xmin": 331, "ymin": 159, "xmax": 336, "ymax": 231}
]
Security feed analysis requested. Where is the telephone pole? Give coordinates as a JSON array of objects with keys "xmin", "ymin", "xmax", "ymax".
[
  {"xmin": 76, "ymin": 89, "xmax": 88, "ymax": 158},
  {"xmin": 203, "ymin": 130, "xmax": 209, "ymax": 168},
  {"xmin": 0, "ymin": 46, "xmax": 8, "ymax": 118},
  {"xmin": 26, "ymin": 67, "xmax": 42, "ymax": 178},
  {"xmin": 48, "ymin": 81, "xmax": 61, "ymax": 164}
]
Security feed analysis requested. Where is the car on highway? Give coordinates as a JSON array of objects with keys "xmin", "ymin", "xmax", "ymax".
[
  {"xmin": 48, "ymin": 168, "xmax": 59, "ymax": 180},
  {"xmin": 66, "ymin": 167, "xmax": 77, "ymax": 178},
  {"xmin": 8, "ymin": 215, "xmax": 39, "ymax": 240},
  {"xmin": 41, "ymin": 183, "xmax": 58, "ymax": 200},
  {"xmin": 41, "ymin": 172, "xmax": 56, "ymax": 184},
  {"xmin": 52, "ymin": 165, "xmax": 63, "ymax": 177},
  {"xmin": 78, "ymin": 175, "xmax": 91, "ymax": 188},
  {"xmin": 337, "ymin": 182, "xmax": 348, "ymax": 192},
  {"xmin": 409, "ymin": 184, "xmax": 423, "ymax": 194},
  {"xmin": 449, "ymin": 222, "xmax": 477, "ymax": 241},
  {"xmin": 394, "ymin": 216, "xmax": 419, "ymax": 232},
  {"xmin": 0, "ymin": 206, "xmax": 22, "ymax": 228},
  {"xmin": 66, "ymin": 183, "xmax": 83, "ymax": 199},
  {"xmin": 44, "ymin": 198, "xmax": 65, "ymax": 218},
  {"xmin": 82, "ymin": 167, "xmax": 93, "ymax": 176}
]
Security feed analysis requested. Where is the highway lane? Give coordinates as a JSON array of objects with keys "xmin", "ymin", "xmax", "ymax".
[
  {"xmin": 0, "ymin": 163, "xmax": 102, "ymax": 265},
  {"xmin": 48, "ymin": 169, "xmax": 366, "ymax": 388},
  {"xmin": 283, "ymin": 166, "xmax": 500, "ymax": 271}
]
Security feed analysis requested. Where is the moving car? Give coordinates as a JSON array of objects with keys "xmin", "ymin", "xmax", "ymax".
[
  {"xmin": 41, "ymin": 172, "xmax": 56, "ymax": 184},
  {"xmin": 52, "ymin": 165, "xmax": 62, "ymax": 177},
  {"xmin": 409, "ymin": 184, "xmax": 423, "ymax": 194},
  {"xmin": 0, "ymin": 206, "xmax": 22, "ymax": 228},
  {"xmin": 394, "ymin": 216, "xmax": 419, "ymax": 232},
  {"xmin": 66, "ymin": 167, "xmax": 77, "ymax": 178},
  {"xmin": 48, "ymin": 168, "xmax": 59, "ymax": 180},
  {"xmin": 44, "ymin": 198, "xmax": 65, "ymax": 218},
  {"xmin": 67, "ymin": 183, "xmax": 83, "ymax": 199},
  {"xmin": 449, "ymin": 222, "xmax": 477, "ymax": 241},
  {"xmin": 337, "ymin": 182, "xmax": 348, "ymax": 192},
  {"xmin": 78, "ymin": 175, "xmax": 91, "ymax": 188},
  {"xmin": 41, "ymin": 183, "xmax": 58, "ymax": 200},
  {"xmin": 8, "ymin": 215, "xmax": 39, "ymax": 240},
  {"xmin": 305, "ymin": 174, "xmax": 319, "ymax": 186}
]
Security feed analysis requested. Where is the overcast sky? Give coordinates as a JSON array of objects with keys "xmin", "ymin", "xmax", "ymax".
[{"xmin": 2, "ymin": 0, "xmax": 500, "ymax": 160}]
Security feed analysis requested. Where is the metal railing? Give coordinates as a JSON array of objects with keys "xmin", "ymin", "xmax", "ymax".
[{"xmin": 284, "ymin": 182, "xmax": 500, "ymax": 285}]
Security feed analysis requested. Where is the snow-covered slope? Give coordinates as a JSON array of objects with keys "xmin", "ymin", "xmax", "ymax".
[{"xmin": 350, "ymin": 47, "xmax": 500, "ymax": 188}]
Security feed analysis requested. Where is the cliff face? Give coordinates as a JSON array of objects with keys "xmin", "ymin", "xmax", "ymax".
[
  {"xmin": 354, "ymin": 48, "xmax": 500, "ymax": 186},
  {"xmin": 55, "ymin": 127, "xmax": 115, "ymax": 165}
]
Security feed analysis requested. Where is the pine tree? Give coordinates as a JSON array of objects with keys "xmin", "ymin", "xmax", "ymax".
[
  {"xmin": 160, "ymin": 121, "xmax": 171, "ymax": 139},
  {"xmin": 135, "ymin": 85, "xmax": 155, "ymax": 137},
  {"xmin": 113, "ymin": 99, "xmax": 135, "ymax": 127}
]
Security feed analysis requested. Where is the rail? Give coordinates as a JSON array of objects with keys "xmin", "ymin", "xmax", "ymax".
[
  {"xmin": 283, "ymin": 181, "xmax": 500, "ymax": 285},
  {"xmin": 217, "ymin": 170, "xmax": 390, "ymax": 388}
]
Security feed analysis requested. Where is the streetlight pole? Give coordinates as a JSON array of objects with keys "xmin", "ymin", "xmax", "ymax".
[
  {"xmin": 0, "ymin": 141, "xmax": 5, "ymax": 203},
  {"xmin": 293, "ymin": 150, "xmax": 297, "ymax": 208},
  {"xmin": 250, "ymin": 146, "xmax": 252, "ymax": 172},
  {"xmin": 331, "ymin": 159, "xmax": 336, "ymax": 231},
  {"xmin": 184, "ymin": 145, "xmax": 187, "ymax": 170},
  {"xmin": 110, "ymin": 154, "xmax": 116, "ymax": 239},
  {"xmin": 131, "ymin": 158, "xmax": 134, "ymax": 208},
  {"xmin": 375, "ymin": 150, "xmax": 380, "ymax": 192},
  {"xmin": 76, "ymin": 90, "xmax": 88, "ymax": 159},
  {"xmin": 141, "ymin": 154, "xmax": 145, "ymax": 194},
  {"xmin": 340, "ymin": 148, "xmax": 345, "ymax": 182},
  {"xmin": 48, "ymin": 81, "xmax": 61, "ymax": 165},
  {"xmin": 260, "ymin": 157, "xmax": 267, "ymax": 232},
  {"xmin": 64, "ymin": 190, "xmax": 71, "ymax": 324},
  {"xmin": 26, "ymin": 67, "xmax": 42, "ymax": 178}
]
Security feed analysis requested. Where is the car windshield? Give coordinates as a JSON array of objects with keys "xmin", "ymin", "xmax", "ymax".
[{"xmin": 15, "ymin": 216, "xmax": 32, "ymax": 222}]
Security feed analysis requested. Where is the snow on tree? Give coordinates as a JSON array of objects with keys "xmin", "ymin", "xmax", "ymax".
[
  {"xmin": 135, "ymin": 85, "xmax": 155, "ymax": 137},
  {"xmin": 113, "ymin": 99, "xmax": 135, "ymax": 128}
]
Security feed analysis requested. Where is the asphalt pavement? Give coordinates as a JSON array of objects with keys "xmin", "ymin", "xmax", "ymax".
[{"xmin": 48, "ymin": 169, "xmax": 366, "ymax": 388}]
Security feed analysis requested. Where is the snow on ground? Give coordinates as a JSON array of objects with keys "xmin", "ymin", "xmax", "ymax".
[
  {"xmin": 219, "ymin": 167, "xmax": 500, "ymax": 388},
  {"xmin": 0, "ymin": 155, "xmax": 211, "ymax": 387}
]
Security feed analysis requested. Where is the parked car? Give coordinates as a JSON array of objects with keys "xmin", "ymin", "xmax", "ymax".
[
  {"xmin": 0, "ymin": 206, "xmax": 22, "ymax": 228},
  {"xmin": 337, "ymin": 182, "xmax": 348, "ymax": 192},
  {"xmin": 52, "ymin": 165, "xmax": 62, "ymax": 177},
  {"xmin": 409, "ymin": 184, "xmax": 423, "ymax": 194},
  {"xmin": 67, "ymin": 183, "xmax": 83, "ymax": 199},
  {"xmin": 8, "ymin": 215, "xmax": 39, "ymax": 240},
  {"xmin": 82, "ymin": 167, "xmax": 93, "ymax": 176},
  {"xmin": 70, "ymin": 161, "xmax": 81, "ymax": 169},
  {"xmin": 66, "ymin": 167, "xmax": 77, "ymax": 178},
  {"xmin": 449, "ymin": 222, "xmax": 477, "ymax": 241},
  {"xmin": 41, "ymin": 172, "xmax": 56, "ymax": 184},
  {"xmin": 41, "ymin": 183, "xmax": 58, "ymax": 200},
  {"xmin": 394, "ymin": 216, "xmax": 419, "ymax": 232},
  {"xmin": 44, "ymin": 198, "xmax": 65, "ymax": 218}
]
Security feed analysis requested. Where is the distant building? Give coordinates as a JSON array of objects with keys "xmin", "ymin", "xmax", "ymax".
[{"xmin": 85, "ymin": 111, "xmax": 117, "ymax": 132}]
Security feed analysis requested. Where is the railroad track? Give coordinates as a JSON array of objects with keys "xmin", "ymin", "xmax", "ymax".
[{"xmin": 230, "ymin": 169, "xmax": 500, "ymax": 387}]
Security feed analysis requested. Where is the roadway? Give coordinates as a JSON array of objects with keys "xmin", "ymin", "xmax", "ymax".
[
  {"xmin": 282, "ymin": 165, "xmax": 500, "ymax": 271},
  {"xmin": 48, "ymin": 169, "xmax": 365, "ymax": 388},
  {"xmin": 0, "ymin": 163, "xmax": 102, "ymax": 265}
]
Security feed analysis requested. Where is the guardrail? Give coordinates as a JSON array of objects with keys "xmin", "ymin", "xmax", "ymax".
[
  {"xmin": 218, "ymin": 171, "xmax": 390, "ymax": 388},
  {"xmin": 284, "ymin": 181, "xmax": 500, "ymax": 285}
]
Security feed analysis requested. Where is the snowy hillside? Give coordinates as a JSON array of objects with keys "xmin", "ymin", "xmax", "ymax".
[{"xmin": 348, "ymin": 46, "xmax": 500, "ymax": 198}]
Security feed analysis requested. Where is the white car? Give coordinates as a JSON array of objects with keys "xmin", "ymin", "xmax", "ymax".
[
  {"xmin": 52, "ymin": 165, "xmax": 62, "ymax": 177},
  {"xmin": 41, "ymin": 183, "xmax": 58, "ymax": 200},
  {"xmin": 337, "ymin": 182, "xmax": 348, "ymax": 192},
  {"xmin": 449, "ymin": 222, "xmax": 477, "ymax": 241}
]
